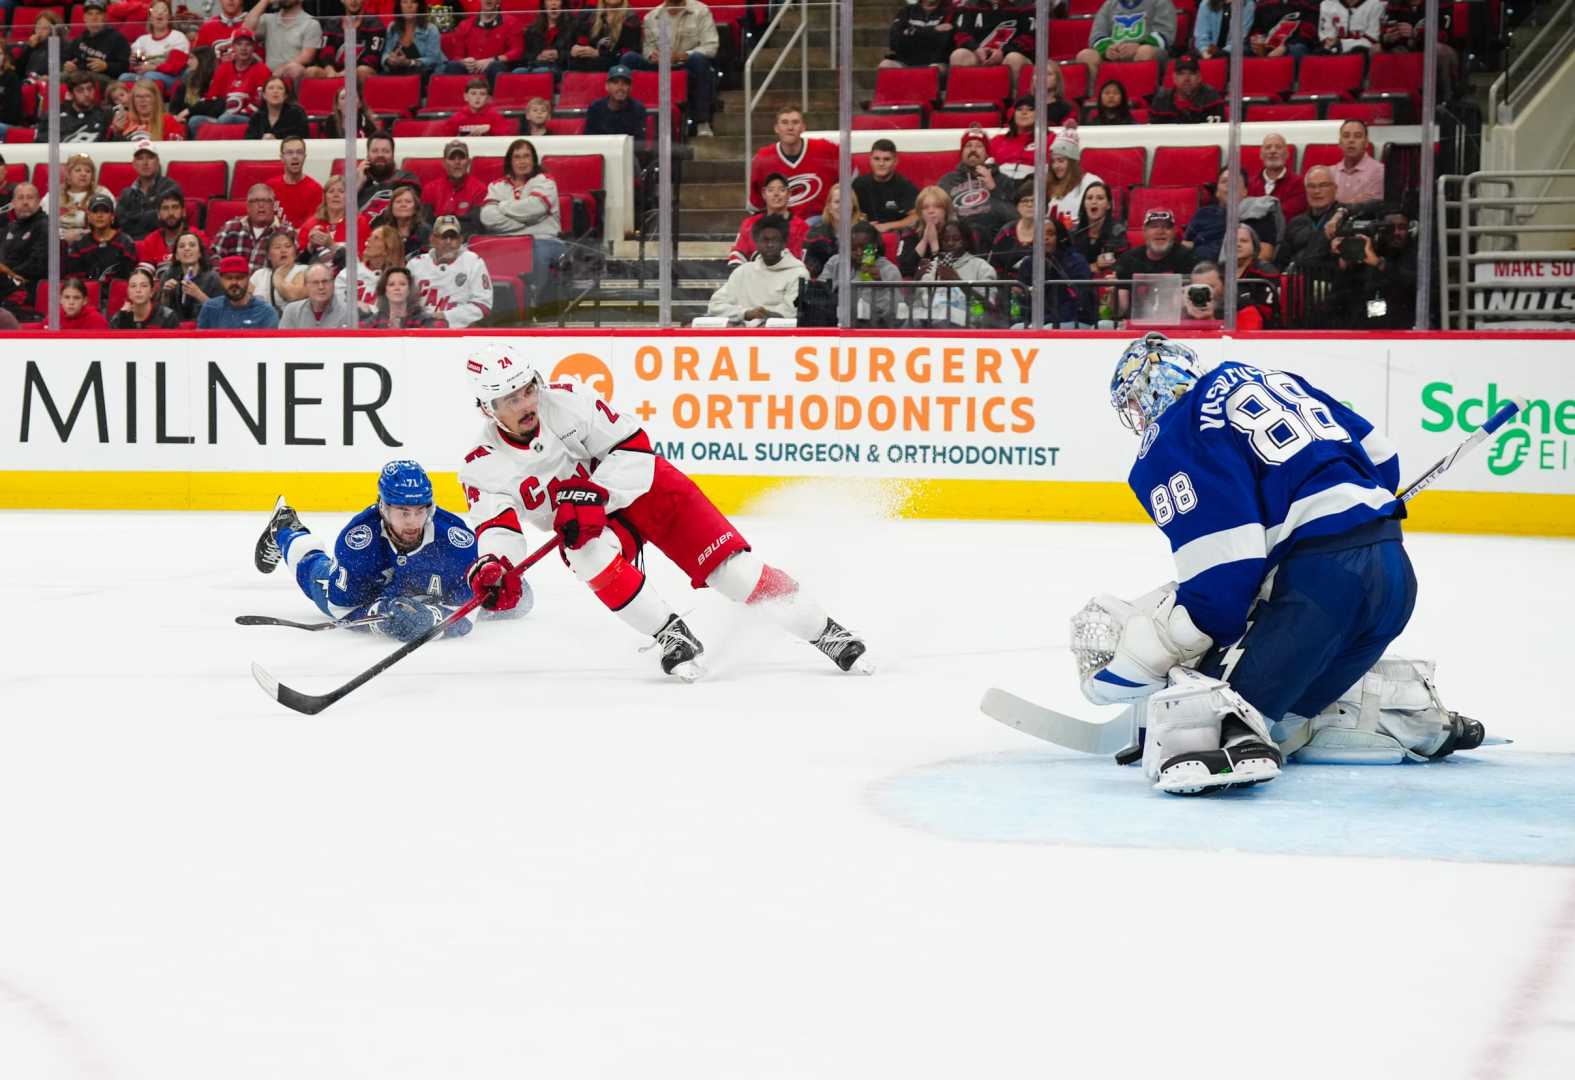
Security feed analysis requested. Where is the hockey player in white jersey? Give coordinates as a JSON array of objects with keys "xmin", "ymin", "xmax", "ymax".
[
  {"xmin": 458, "ymin": 344, "xmax": 872, "ymax": 679},
  {"xmin": 408, "ymin": 216, "xmax": 493, "ymax": 328}
]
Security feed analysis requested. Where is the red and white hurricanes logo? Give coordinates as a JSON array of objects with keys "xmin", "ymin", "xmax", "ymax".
[{"xmin": 787, "ymin": 174, "xmax": 823, "ymax": 209}]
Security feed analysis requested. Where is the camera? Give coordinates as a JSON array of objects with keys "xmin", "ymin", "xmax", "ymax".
[
  {"xmin": 1186, "ymin": 283, "xmax": 1215, "ymax": 308},
  {"xmin": 1335, "ymin": 201, "xmax": 1391, "ymax": 264}
]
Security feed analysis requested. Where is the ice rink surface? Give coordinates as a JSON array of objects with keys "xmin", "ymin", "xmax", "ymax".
[{"xmin": 3, "ymin": 495, "xmax": 1573, "ymax": 1080}]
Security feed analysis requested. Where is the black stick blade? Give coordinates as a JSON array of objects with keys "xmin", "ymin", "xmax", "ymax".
[{"xmin": 251, "ymin": 661, "xmax": 337, "ymax": 715}]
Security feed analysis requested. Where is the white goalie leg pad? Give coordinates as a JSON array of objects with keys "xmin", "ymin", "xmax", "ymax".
[
  {"xmin": 1290, "ymin": 658, "xmax": 1456, "ymax": 764},
  {"xmin": 1143, "ymin": 669, "xmax": 1280, "ymax": 793}
]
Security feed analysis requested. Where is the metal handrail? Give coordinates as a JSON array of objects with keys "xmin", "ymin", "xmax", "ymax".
[
  {"xmin": 742, "ymin": 0, "xmax": 811, "ymax": 204},
  {"xmin": 1436, "ymin": 168, "xmax": 1575, "ymax": 327},
  {"xmin": 1489, "ymin": 3, "xmax": 1575, "ymax": 125}
]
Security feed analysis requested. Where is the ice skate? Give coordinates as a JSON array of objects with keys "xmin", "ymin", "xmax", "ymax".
[
  {"xmin": 811, "ymin": 617, "xmax": 873, "ymax": 675},
  {"xmin": 649, "ymin": 614, "xmax": 705, "ymax": 681},
  {"xmin": 254, "ymin": 496, "xmax": 305, "ymax": 574}
]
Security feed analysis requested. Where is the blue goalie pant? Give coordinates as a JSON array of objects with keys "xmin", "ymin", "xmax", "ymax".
[{"xmin": 1198, "ymin": 518, "xmax": 1417, "ymax": 723}]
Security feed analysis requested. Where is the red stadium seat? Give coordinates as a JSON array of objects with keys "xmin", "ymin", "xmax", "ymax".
[
  {"xmin": 852, "ymin": 113, "xmax": 921, "ymax": 131},
  {"xmin": 556, "ymin": 71, "xmax": 605, "ymax": 111},
  {"xmin": 184, "ymin": 196, "xmax": 206, "ymax": 229},
  {"xmin": 206, "ymin": 198, "xmax": 246, "ymax": 229},
  {"xmin": 3, "ymin": 163, "xmax": 26, "ymax": 184},
  {"xmin": 542, "ymin": 154, "xmax": 604, "ymax": 235},
  {"xmin": 168, "ymin": 160, "xmax": 227, "ymax": 202},
  {"xmin": 1126, "ymin": 185, "xmax": 1200, "ymax": 231},
  {"xmin": 1240, "ymin": 56, "xmax": 1295, "ymax": 101},
  {"xmin": 230, "ymin": 160, "xmax": 283, "ymax": 199},
  {"xmin": 9, "ymin": 8, "xmax": 63, "ymax": 46},
  {"xmin": 1081, "ymin": 146, "xmax": 1147, "ymax": 196},
  {"xmin": 630, "ymin": 69, "xmax": 688, "ymax": 109},
  {"xmin": 871, "ymin": 66, "xmax": 940, "ymax": 112},
  {"xmin": 1160, "ymin": 57, "xmax": 1228, "ymax": 91},
  {"xmin": 931, "ymin": 106, "xmax": 1003, "ymax": 128},
  {"xmin": 1150, "ymin": 145, "xmax": 1220, "ymax": 188},
  {"xmin": 1022, "ymin": 61, "xmax": 1090, "ymax": 103},
  {"xmin": 363, "ymin": 75, "xmax": 422, "ymax": 117},
  {"xmin": 493, "ymin": 72, "xmax": 554, "ymax": 111},
  {"xmin": 392, "ymin": 119, "xmax": 450, "ymax": 137},
  {"xmin": 1327, "ymin": 101, "xmax": 1394, "ymax": 126},
  {"xmin": 296, "ymin": 77, "xmax": 344, "ymax": 119},
  {"xmin": 419, "ymin": 75, "xmax": 472, "ymax": 117},
  {"xmin": 1049, "ymin": 19, "xmax": 1091, "ymax": 62},
  {"xmin": 4, "ymin": 127, "xmax": 36, "ymax": 143},
  {"xmin": 472, "ymin": 156, "xmax": 505, "ymax": 186},
  {"xmin": 898, "ymin": 150, "xmax": 959, "ymax": 190},
  {"xmin": 401, "ymin": 157, "xmax": 446, "ymax": 188},
  {"xmin": 1095, "ymin": 61, "xmax": 1160, "ymax": 105},
  {"xmin": 546, "ymin": 117, "xmax": 587, "ymax": 135},
  {"xmin": 196, "ymin": 122, "xmax": 248, "ymax": 140},
  {"xmin": 97, "ymin": 161, "xmax": 137, "ymax": 195},
  {"xmin": 1292, "ymin": 54, "xmax": 1366, "ymax": 102},
  {"xmin": 37, "ymin": 280, "xmax": 101, "ymax": 311},
  {"xmin": 1068, "ymin": 0, "xmax": 1103, "ymax": 15},
  {"xmin": 105, "ymin": 278, "xmax": 128, "ymax": 314},
  {"xmin": 1300, "ymin": 143, "xmax": 1353, "ymax": 171},
  {"xmin": 467, "ymin": 235, "xmax": 534, "ymax": 314},
  {"xmin": 1246, "ymin": 103, "xmax": 1318, "ymax": 122},
  {"xmin": 944, "ymin": 65, "xmax": 1011, "ymax": 109},
  {"xmin": 1361, "ymin": 52, "xmax": 1424, "ymax": 120},
  {"xmin": 30, "ymin": 162, "xmax": 46, "ymax": 194}
]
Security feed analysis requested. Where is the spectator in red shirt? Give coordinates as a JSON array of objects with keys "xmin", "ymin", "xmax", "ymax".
[
  {"xmin": 187, "ymin": 27, "xmax": 270, "ymax": 135},
  {"xmin": 729, "ymin": 173, "xmax": 810, "ymax": 267},
  {"xmin": 747, "ymin": 105, "xmax": 838, "ymax": 221},
  {"xmin": 59, "ymin": 277, "xmax": 111, "ymax": 330},
  {"xmin": 270, "ymin": 136, "xmax": 324, "ymax": 230},
  {"xmin": 440, "ymin": 0, "xmax": 524, "ymax": 80},
  {"xmin": 422, "ymin": 139, "xmax": 489, "ymax": 233},
  {"xmin": 299, "ymin": 175, "xmax": 373, "ymax": 264},
  {"xmin": 1247, "ymin": 132, "xmax": 1308, "ymax": 220},
  {"xmin": 442, "ymin": 78, "xmax": 514, "ymax": 137},
  {"xmin": 137, "ymin": 192, "xmax": 208, "ymax": 265},
  {"xmin": 194, "ymin": 0, "xmax": 252, "ymax": 65}
]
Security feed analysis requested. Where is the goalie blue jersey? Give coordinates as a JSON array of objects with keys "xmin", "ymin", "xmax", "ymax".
[
  {"xmin": 1129, "ymin": 361, "xmax": 1402, "ymax": 645},
  {"xmin": 295, "ymin": 504, "xmax": 478, "ymax": 620}
]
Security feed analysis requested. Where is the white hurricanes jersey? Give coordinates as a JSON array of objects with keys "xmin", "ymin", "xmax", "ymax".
[
  {"xmin": 409, "ymin": 249, "xmax": 493, "ymax": 328},
  {"xmin": 459, "ymin": 383, "xmax": 654, "ymax": 561}
]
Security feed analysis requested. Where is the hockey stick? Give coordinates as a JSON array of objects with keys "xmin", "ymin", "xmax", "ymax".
[
  {"xmin": 251, "ymin": 535, "xmax": 563, "ymax": 715},
  {"xmin": 982, "ymin": 400, "xmax": 1525, "ymax": 753},
  {"xmin": 235, "ymin": 614, "xmax": 388, "ymax": 631}
]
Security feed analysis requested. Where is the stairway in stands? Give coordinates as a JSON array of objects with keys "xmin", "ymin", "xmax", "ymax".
[{"xmin": 576, "ymin": 2, "xmax": 888, "ymax": 326}]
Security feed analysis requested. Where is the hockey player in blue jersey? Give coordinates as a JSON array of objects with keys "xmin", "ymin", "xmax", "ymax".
[
  {"xmin": 253, "ymin": 460, "xmax": 524, "ymax": 641},
  {"xmin": 1074, "ymin": 334, "xmax": 1482, "ymax": 795}
]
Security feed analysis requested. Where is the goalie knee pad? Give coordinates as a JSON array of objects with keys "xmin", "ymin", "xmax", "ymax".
[
  {"xmin": 1143, "ymin": 670, "xmax": 1281, "ymax": 795},
  {"xmin": 1288, "ymin": 658, "xmax": 1473, "ymax": 764}
]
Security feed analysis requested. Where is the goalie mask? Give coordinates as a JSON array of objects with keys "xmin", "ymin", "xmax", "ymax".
[{"xmin": 1110, "ymin": 333, "xmax": 1203, "ymax": 434}]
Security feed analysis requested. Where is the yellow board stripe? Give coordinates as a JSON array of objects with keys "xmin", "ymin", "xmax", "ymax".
[{"xmin": 1, "ymin": 471, "xmax": 1571, "ymax": 537}]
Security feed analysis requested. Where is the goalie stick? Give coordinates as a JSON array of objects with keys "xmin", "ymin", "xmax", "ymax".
[
  {"xmin": 982, "ymin": 399, "xmax": 1524, "ymax": 753},
  {"xmin": 235, "ymin": 614, "xmax": 388, "ymax": 631},
  {"xmin": 251, "ymin": 535, "xmax": 562, "ymax": 716}
]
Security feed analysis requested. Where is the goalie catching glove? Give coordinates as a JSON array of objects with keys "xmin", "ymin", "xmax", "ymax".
[{"xmin": 1073, "ymin": 585, "xmax": 1213, "ymax": 706}]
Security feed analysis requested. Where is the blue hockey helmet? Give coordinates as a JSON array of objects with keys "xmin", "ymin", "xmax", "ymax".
[
  {"xmin": 377, "ymin": 460, "xmax": 434, "ymax": 507},
  {"xmin": 1110, "ymin": 333, "xmax": 1203, "ymax": 434}
]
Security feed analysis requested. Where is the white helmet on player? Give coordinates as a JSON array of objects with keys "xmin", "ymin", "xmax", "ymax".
[{"xmin": 467, "ymin": 344, "xmax": 541, "ymax": 419}]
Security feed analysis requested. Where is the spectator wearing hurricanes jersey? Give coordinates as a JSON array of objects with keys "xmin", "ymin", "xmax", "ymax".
[
  {"xmin": 64, "ymin": 195, "xmax": 139, "ymax": 290},
  {"xmin": 121, "ymin": 2, "xmax": 189, "ymax": 93},
  {"xmin": 622, "ymin": 0, "xmax": 720, "ymax": 137},
  {"xmin": 749, "ymin": 105, "xmax": 839, "ymax": 221},
  {"xmin": 278, "ymin": 261, "xmax": 351, "ymax": 329},
  {"xmin": 408, "ymin": 215, "xmax": 493, "ymax": 328},
  {"xmin": 440, "ymin": 0, "xmax": 525, "ymax": 80},
  {"xmin": 441, "ymin": 79, "xmax": 513, "ymax": 138},
  {"xmin": 949, "ymin": 1, "xmax": 1036, "ymax": 85},
  {"xmin": 337, "ymin": 224, "xmax": 404, "ymax": 312},
  {"xmin": 358, "ymin": 131, "xmax": 422, "ymax": 218},
  {"xmin": 881, "ymin": 0, "xmax": 956, "ymax": 69},
  {"xmin": 195, "ymin": 0, "xmax": 251, "ymax": 64},
  {"xmin": 987, "ymin": 99, "xmax": 1056, "ymax": 182},
  {"xmin": 1248, "ymin": 132, "xmax": 1307, "ymax": 220},
  {"xmin": 39, "ymin": 72, "xmax": 116, "ymax": 145},
  {"xmin": 1249, "ymin": 0, "xmax": 1320, "ymax": 58},
  {"xmin": 728, "ymin": 173, "xmax": 809, "ymax": 268},
  {"xmin": 64, "ymin": 1, "xmax": 132, "ymax": 82},
  {"xmin": 1148, "ymin": 53, "xmax": 1225, "ymax": 123},
  {"xmin": 198, "ymin": 253, "xmax": 279, "ymax": 329},
  {"xmin": 269, "ymin": 136, "xmax": 323, "ymax": 231},
  {"xmin": 422, "ymin": 141, "xmax": 489, "ymax": 234},
  {"xmin": 306, "ymin": 0, "xmax": 387, "ymax": 82},
  {"xmin": 583, "ymin": 65, "xmax": 648, "ymax": 140},
  {"xmin": 1319, "ymin": 0, "xmax": 1385, "ymax": 52},
  {"xmin": 1046, "ymin": 131, "xmax": 1103, "ymax": 234},
  {"xmin": 938, "ymin": 129, "xmax": 1015, "ymax": 253},
  {"xmin": 1, "ymin": 184, "xmax": 51, "ymax": 308},
  {"xmin": 481, "ymin": 139, "xmax": 564, "ymax": 307},
  {"xmin": 116, "ymin": 145, "xmax": 183, "ymax": 242},
  {"xmin": 852, "ymin": 139, "xmax": 919, "ymax": 235},
  {"xmin": 137, "ymin": 191, "xmax": 206, "ymax": 265},
  {"xmin": 244, "ymin": 0, "xmax": 323, "ymax": 84},
  {"xmin": 1077, "ymin": 0, "xmax": 1177, "ymax": 83},
  {"xmin": 706, "ymin": 215, "xmax": 808, "ymax": 325},
  {"xmin": 187, "ymin": 27, "xmax": 269, "ymax": 135},
  {"xmin": 212, "ymin": 183, "xmax": 295, "ymax": 271}
]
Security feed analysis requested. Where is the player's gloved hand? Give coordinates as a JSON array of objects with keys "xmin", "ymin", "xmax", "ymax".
[
  {"xmin": 550, "ymin": 477, "xmax": 609, "ymax": 551},
  {"xmin": 371, "ymin": 596, "xmax": 448, "ymax": 642},
  {"xmin": 467, "ymin": 553, "xmax": 524, "ymax": 611}
]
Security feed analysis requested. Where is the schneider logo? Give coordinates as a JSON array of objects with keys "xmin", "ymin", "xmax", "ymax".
[{"xmin": 1421, "ymin": 382, "xmax": 1573, "ymax": 477}]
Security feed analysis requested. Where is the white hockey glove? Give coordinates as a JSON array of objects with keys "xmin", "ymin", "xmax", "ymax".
[{"xmin": 1074, "ymin": 587, "xmax": 1213, "ymax": 706}]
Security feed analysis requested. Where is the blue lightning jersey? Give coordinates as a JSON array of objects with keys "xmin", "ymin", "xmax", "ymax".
[
  {"xmin": 293, "ymin": 504, "xmax": 478, "ymax": 623},
  {"xmin": 1129, "ymin": 362, "xmax": 1402, "ymax": 645}
]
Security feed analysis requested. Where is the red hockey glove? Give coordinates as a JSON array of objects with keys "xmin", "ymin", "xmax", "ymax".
[
  {"xmin": 551, "ymin": 477, "xmax": 609, "ymax": 551},
  {"xmin": 467, "ymin": 554, "xmax": 523, "ymax": 611}
]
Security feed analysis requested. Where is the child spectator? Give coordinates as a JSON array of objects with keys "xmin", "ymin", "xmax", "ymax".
[
  {"xmin": 442, "ymin": 78, "xmax": 513, "ymax": 138},
  {"xmin": 819, "ymin": 220, "xmax": 907, "ymax": 328},
  {"xmin": 1083, "ymin": 79, "xmax": 1136, "ymax": 125},
  {"xmin": 882, "ymin": 0, "xmax": 956, "ymax": 69},
  {"xmin": 896, "ymin": 185, "xmax": 956, "ymax": 279},
  {"xmin": 58, "ymin": 277, "xmax": 111, "ymax": 330},
  {"xmin": 851, "ymin": 139, "xmax": 919, "ymax": 233},
  {"xmin": 522, "ymin": 97, "xmax": 553, "ymax": 137}
]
